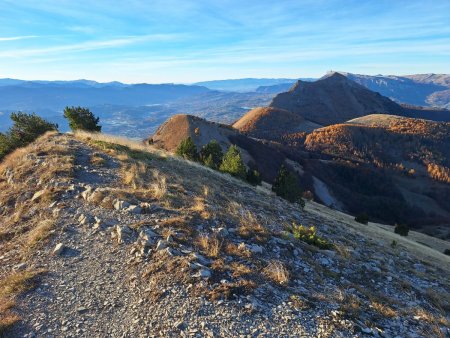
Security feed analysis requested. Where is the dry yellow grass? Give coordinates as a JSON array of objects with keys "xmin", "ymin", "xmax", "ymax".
[
  {"xmin": 237, "ymin": 211, "xmax": 270, "ymax": 243},
  {"xmin": 371, "ymin": 301, "xmax": 397, "ymax": 318},
  {"xmin": 229, "ymin": 262, "xmax": 252, "ymax": 278},
  {"xmin": 0, "ymin": 269, "xmax": 46, "ymax": 334},
  {"xmin": 263, "ymin": 261, "xmax": 290, "ymax": 285},
  {"xmin": 224, "ymin": 242, "xmax": 252, "ymax": 258},
  {"xmin": 90, "ymin": 152, "xmax": 106, "ymax": 166},
  {"xmin": 25, "ymin": 219, "xmax": 55, "ymax": 251},
  {"xmin": 197, "ymin": 235, "xmax": 222, "ymax": 258}
]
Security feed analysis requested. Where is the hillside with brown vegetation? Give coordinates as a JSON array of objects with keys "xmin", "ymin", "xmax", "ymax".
[
  {"xmin": 0, "ymin": 132, "xmax": 449, "ymax": 337},
  {"xmin": 233, "ymin": 107, "xmax": 321, "ymax": 141},
  {"xmin": 150, "ymin": 114, "xmax": 287, "ymax": 182},
  {"xmin": 302, "ymin": 115, "xmax": 450, "ymax": 235},
  {"xmin": 305, "ymin": 115, "xmax": 450, "ymax": 177}
]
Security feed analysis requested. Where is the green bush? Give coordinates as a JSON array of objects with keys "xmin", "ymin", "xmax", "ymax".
[
  {"xmin": 219, "ymin": 145, "xmax": 247, "ymax": 179},
  {"xmin": 246, "ymin": 169, "xmax": 262, "ymax": 186},
  {"xmin": 355, "ymin": 212, "xmax": 369, "ymax": 225},
  {"xmin": 0, "ymin": 112, "xmax": 58, "ymax": 160},
  {"xmin": 289, "ymin": 223, "xmax": 333, "ymax": 249},
  {"xmin": 175, "ymin": 137, "xmax": 198, "ymax": 161},
  {"xmin": 394, "ymin": 223, "xmax": 409, "ymax": 236},
  {"xmin": 272, "ymin": 165, "xmax": 303, "ymax": 204},
  {"xmin": 63, "ymin": 106, "xmax": 101, "ymax": 132},
  {"xmin": 200, "ymin": 140, "xmax": 223, "ymax": 169}
]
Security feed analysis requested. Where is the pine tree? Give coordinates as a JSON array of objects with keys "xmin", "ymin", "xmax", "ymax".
[
  {"xmin": 272, "ymin": 165, "xmax": 302, "ymax": 203},
  {"xmin": 219, "ymin": 145, "xmax": 246, "ymax": 179},
  {"xmin": 63, "ymin": 106, "xmax": 101, "ymax": 132},
  {"xmin": 175, "ymin": 137, "xmax": 198, "ymax": 161},
  {"xmin": 246, "ymin": 168, "xmax": 262, "ymax": 186},
  {"xmin": 200, "ymin": 140, "xmax": 223, "ymax": 169},
  {"xmin": 0, "ymin": 112, "xmax": 58, "ymax": 160}
]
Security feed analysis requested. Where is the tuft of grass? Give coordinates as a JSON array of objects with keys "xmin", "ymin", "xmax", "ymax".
[
  {"xmin": 0, "ymin": 270, "xmax": 44, "ymax": 298},
  {"xmin": 237, "ymin": 211, "xmax": 270, "ymax": 243},
  {"xmin": 90, "ymin": 152, "xmax": 106, "ymax": 166},
  {"xmin": 229, "ymin": 262, "xmax": 252, "ymax": 278},
  {"xmin": 25, "ymin": 219, "xmax": 54, "ymax": 251},
  {"xmin": 224, "ymin": 242, "xmax": 252, "ymax": 258},
  {"xmin": 197, "ymin": 235, "xmax": 222, "ymax": 258},
  {"xmin": 263, "ymin": 261, "xmax": 290, "ymax": 286},
  {"xmin": 208, "ymin": 280, "xmax": 257, "ymax": 301},
  {"xmin": 371, "ymin": 301, "xmax": 397, "ymax": 318},
  {"xmin": 0, "ymin": 269, "xmax": 46, "ymax": 333}
]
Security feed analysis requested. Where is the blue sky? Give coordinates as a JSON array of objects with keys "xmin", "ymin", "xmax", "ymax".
[{"xmin": 0, "ymin": 0, "xmax": 449, "ymax": 83}]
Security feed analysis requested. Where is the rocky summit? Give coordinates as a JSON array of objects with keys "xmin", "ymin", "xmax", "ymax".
[{"xmin": 0, "ymin": 132, "xmax": 449, "ymax": 337}]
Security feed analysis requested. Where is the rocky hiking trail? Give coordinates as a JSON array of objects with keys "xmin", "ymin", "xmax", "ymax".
[{"xmin": 1, "ymin": 133, "xmax": 449, "ymax": 337}]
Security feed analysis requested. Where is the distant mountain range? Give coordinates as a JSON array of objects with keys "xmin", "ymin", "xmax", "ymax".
[{"xmin": 1, "ymin": 73, "xmax": 449, "ymax": 138}]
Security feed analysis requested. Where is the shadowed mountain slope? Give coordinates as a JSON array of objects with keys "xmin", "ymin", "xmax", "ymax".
[{"xmin": 269, "ymin": 73, "xmax": 449, "ymax": 125}]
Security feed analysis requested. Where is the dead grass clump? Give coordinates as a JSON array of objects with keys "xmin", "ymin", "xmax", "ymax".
[
  {"xmin": 0, "ymin": 270, "xmax": 44, "ymax": 298},
  {"xmin": 334, "ymin": 243, "xmax": 351, "ymax": 259},
  {"xmin": 208, "ymin": 280, "xmax": 257, "ymax": 301},
  {"xmin": 371, "ymin": 301, "xmax": 397, "ymax": 318},
  {"xmin": 90, "ymin": 153, "xmax": 106, "ymax": 167},
  {"xmin": 263, "ymin": 261, "xmax": 290, "ymax": 286},
  {"xmin": 224, "ymin": 242, "xmax": 252, "ymax": 258},
  {"xmin": 414, "ymin": 308, "xmax": 449, "ymax": 326},
  {"xmin": 237, "ymin": 211, "xmax": 270, "ymax": 243},
  {"xmin": 152, "ymin": 172, "xmax": 167, "ymax": 200},
  {"xmin": 339, "ymin": 294, "xmax": 362, "ymax": 317},
  {"xmin": 211, "ymin": 258, "xmax": 227, "ymax": 272},
  {"xmin": 197, "ymin": 235, "xmax": 222, "ymax": 258},
  {"xmin": 122, "ymin": 162, "xmax": 148, "ymax": 189},
  {"xmin": 25, "ymin": 219, "xmax": 54, "ymax": 251},
  {"xmin": 229, "ymin": 262, "xmax": 252, "ymax": 278},
  {"xmin": 191, "ymin": 197, "xmax": 211, "ymax": 219},
  {"xmin": 426, "ymin": 288, "xmax": 450, "ymax": 313}
]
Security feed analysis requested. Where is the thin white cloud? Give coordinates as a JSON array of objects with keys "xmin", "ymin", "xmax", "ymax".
[
  {"xmin": 0, "ymin": 35, "xmax": 38, "ymax": 41},
  {"xmin": 0, "ymin": 34, "xmax": 182, "ymax": 58}
]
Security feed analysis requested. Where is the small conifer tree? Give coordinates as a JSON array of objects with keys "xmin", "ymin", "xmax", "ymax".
[
  {"xmin": 63, "ymin": 106, "xmax": 101, "ymax": 132},
  {"xmin": 219, "ymin": 145, "xmax": 246, "ymax": 179},
  {"xmin": 272, "ymin": 165, "xmax": 303, "ymax": 203},
  {"xmin": 200, "ymin": 140, "xmax": 223, "ymax": 169},
  {"xmin": 246, "ymin": 168, "xmax": 262, "ymax": 186},
  {"xmin": 0, "ymin": 112, "xmax": 58, "ymax": 160},
  {"xmin": 175, "ymin": 137, "xmax": 198, "ymax": 161}
]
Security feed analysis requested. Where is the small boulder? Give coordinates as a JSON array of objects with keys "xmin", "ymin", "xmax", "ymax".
[
  {"xmin": 114, "ymin": 200, "xmax": 130, "ymax": 210},
  {"xmin": 52, "ymin": 243, "xmax": 65, "ymax": 255},
  {"xmin": 116, "ymin": 225, "xmax": 133, "ymax": 244},
  {"xmin": 31, "ymin": 189, "xmax": 47, "ymax": 202},
  {"xmin": 127, "ymin": 205, "xmax": 142, "ymax": 214},
  {"xmin": 156, "ymin": 240, "xmax": 168, "ymax": 251}
]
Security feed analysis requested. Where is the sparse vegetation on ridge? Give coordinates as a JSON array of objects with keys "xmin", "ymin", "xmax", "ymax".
[{"xmin": 1, "ymin": 131, "xmax": 448, "ymax": 337}]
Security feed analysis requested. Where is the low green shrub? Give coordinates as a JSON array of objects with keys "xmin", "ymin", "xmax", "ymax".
[
  {"xmin": 246, "ymin": 169, "xmax": 262, "ymax": 186},
  {"xmin": 394, "ymin": 223, "xmax": 409, "ymax": 236},
  {"xmin": 355, "ymin": 212, "xmax": 369, "ymax": 225},
  {"xmin": 289, "ymin": 223, "xmax": 333, "ymax": 249}
]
